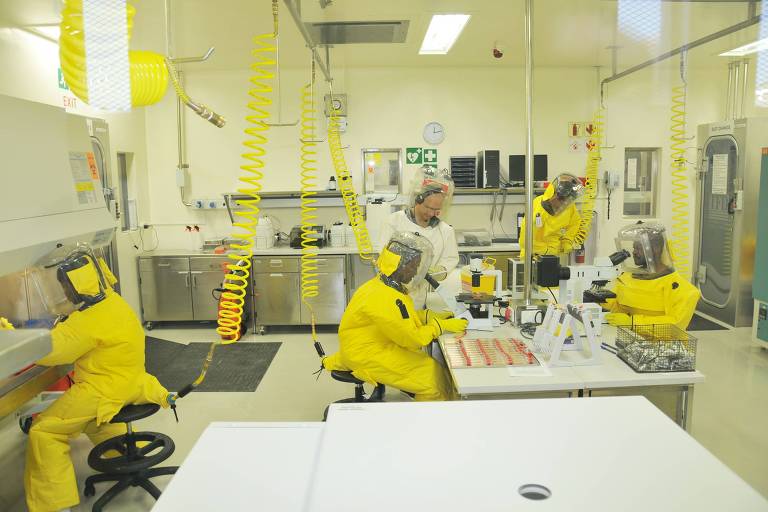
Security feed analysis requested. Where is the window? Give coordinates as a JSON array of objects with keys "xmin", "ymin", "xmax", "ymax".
[{"xmin": 623, "ymin": 148, "xmax": 660, "ymax": 218}]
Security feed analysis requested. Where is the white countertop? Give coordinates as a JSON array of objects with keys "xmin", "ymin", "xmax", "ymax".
[
  {"xmin": 140, "ymin": 243, "xmax": 520, "ymax": 258},
  {"xmin": 152, "ymin": 398, "xmax": 768, "ymax": 512},
  {"xmin": 441, "ymin": 324, "xmax": 705, "ymax": 396}
]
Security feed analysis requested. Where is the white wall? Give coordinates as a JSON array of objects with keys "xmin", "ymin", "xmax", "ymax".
[
  {"xmin": 143, "ymin": 59, "xmax": 760, "ymax": 278},
  {"xmin": 144, "ymin": 65, "xmax": 601, "ymax": 246},
  {"xmin": 0, "ymin": 28, "xmax": 151, "ymax": 313}
]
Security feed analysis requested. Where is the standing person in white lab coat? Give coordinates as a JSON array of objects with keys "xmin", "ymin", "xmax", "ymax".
[{"xmin": 379, "ymin": 166, "xmax": 459, "ymax": 309}]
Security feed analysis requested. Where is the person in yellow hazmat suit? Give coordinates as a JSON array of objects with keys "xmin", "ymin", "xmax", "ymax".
[
  {"xmin": 323, "ymin": 232, "xmax": 467, "ymax": 401},
  {"xmin": 604, "ymin": 222, "xmax": 700, "ymax": 330},
  {"xmin": 519, "ymin": 173, "xmax": 584, "ymax": 257},
  {"xmin": 24, "ymin": 244, "xmax": 175, "ymax": 512},
  {"xmin": 379, "ymin": 166, "xmax": 459, "ymax": 309}
]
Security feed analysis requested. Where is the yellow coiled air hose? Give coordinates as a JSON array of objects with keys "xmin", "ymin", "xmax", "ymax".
[
  {"xmin": 60, "ymin": 0, "xmax": 224, "ymax": 127},
  {"xmin": 327, "ymin": 84, "xmax": 374, "ymax": 260},
  {"xmin": 573, "ymin": 109, "xmax": 603, "ymax": 247},
  {"xmin": 216, "ymin": 0, "xmax": 278, "ymax": 343},
  {"xmin": 299, "ymin": 60, "xmax": 322, "ymax": 354},
  {"xmin": 670, "ymin": 82, "xmax": 692, "ymax": 280},
  {"xmin": 60, "ymin": 0, "xmax": 167, "ymax": 107}
]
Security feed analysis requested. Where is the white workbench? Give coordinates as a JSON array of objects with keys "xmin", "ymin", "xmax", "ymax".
[
  {"xmin": 440, "ymin": 324, "xmax": 705, "ymax": 429},
  {"xmin": 152, "ymin": 422, "xmax": 323, "ymax": 512},
  {"xmin": 152, "ymin": 398, "xmax": 768, "ymax": 512}
]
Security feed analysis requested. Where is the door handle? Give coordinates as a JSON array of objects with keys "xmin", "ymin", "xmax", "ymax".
[{"xmin": 179, "ymin": 271, "xmax": 190, "ymax": 287}]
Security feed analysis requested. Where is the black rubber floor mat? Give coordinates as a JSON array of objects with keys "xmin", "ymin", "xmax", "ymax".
[
  {"xmin": 687, "ymin": 314, "xmax": 728, "ymax": 331},
  {"xmin": 145, "ymin": 337, "xmax": 280, "ymax": 392}
]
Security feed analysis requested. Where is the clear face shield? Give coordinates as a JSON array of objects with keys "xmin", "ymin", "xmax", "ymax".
[
  {"xmin": 541, "ymin": 173, "xmax": 584, "ymax": 217},
  {"xmin": 614, "ymin": 223, "xmax": 674, "ymax": 277},
  {"xmin": 29, "ymin": 244, "xmax": 110, "ymax": 318},
  {"xmin": 377, "ymin": 232, "xmax": 434, "ymax": 291},
  {"xmin": 409, "ymin": 166, "xmax": 455, "ymax": 224}
]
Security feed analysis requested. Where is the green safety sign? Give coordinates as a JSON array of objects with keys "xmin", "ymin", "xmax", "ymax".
[
  {"xmin": 58, "ymin": 68, "xmax": 69, "ymax": 90},
  {"xmin": 423, "ymin": 148, "xmax": 438, "ymax": 167},
  {"xmin": 406, "ymin": 147, "xmax": 423, "ymax": 165}
]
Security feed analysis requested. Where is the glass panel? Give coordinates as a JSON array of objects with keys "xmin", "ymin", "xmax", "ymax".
[
  {"xmin": 699, "ymin": 136, "xmax": 738, "ymax": 307},
  {"xmin": 623, "ymin": 148, "xmax": 659, "ymax": 218},
  {"xmin": 361, "ymin": 148, "xmax": 401, "ymax": 194}
]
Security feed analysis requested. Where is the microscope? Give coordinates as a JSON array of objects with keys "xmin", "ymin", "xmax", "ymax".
[{"xmin": 532, "ymin": 250, "xmax": 630, "ymax": 330}]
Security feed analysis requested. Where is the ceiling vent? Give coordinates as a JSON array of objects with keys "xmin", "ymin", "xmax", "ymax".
[{"xmin": 305, "ymin": 20, "xmax": 409, "ymax": 44}]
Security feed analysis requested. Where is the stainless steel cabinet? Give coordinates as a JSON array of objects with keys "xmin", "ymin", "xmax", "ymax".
[
  {"xmin": 252, "ymin": 257, "xmax": 301, "ymax": 325},
  {"xmin": 301, "ymin": 256, "xmax": 346, "ymax": 324},
  {"xmin": 139, "ymin": 256, "xmax": 230, "ymax": 324},
  {"xmin": 139, "ymin": 257, "xmax": 193, "ymax": 321},
  {"xmin": 347, "ymin": 254, "xmax": 377, "ymax": 299},
  {"xmin": 190, "ymin": 257, "xmax": 228, "ymax": 321}
]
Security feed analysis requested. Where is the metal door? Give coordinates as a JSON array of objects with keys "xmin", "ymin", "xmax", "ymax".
[
  {"xmin": 697, "ymin": 136, "xmax": 738, "ymax": 308},
  {"xmin": 190, "ymin": 257, "xmax": 227, "ymax": 320},
  {"xmin": 88, "ymin": 118, "xmax": 121, "ymax": 291},
  {"xmin": 139, "ymin": 258, "xmax": 193, "ymax": 321},
  {"xmin": 253, "ymin": 272, "xmax": 300, "ymax": 325}
]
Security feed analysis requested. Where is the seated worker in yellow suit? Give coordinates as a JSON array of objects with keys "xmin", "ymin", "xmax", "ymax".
[
  {"xmin": 25, "ymin": 244, "xmax": 175, "ymax": 512},
  {"xmin": 519, "ymin": 173, "xmax": 584, "ymax": 257},
  {"xmin": 604, "ymin": 222, "xmax": 700, "ymax": 330},
  {"xmin": 323, "ymin": 232, "xmax": 467, "ymax": 401}
]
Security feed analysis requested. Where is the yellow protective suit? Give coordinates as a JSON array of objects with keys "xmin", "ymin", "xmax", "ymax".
[
  {"xmin": 323, "ymin": 277, "xmax": 456, "ymax": 401},
  {"xmin": 519, "ymin": 184, "xmax": 582, "ymax": 257},
  {"xmin": 25, "ymin": 290, "xmax": 170, "ymax": 512},
  {"xmin": 605, "ymin": 271, "xmax": 700, "ymax": 330}
]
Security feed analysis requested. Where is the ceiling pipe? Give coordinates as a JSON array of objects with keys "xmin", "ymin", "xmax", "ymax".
[
  {"xmin": 283, "ymin": 0, "xmax": 333, "ymax": 83},
  {"xmin": 601, "ymin": 14, "xmax": 760, "ymax": 90}
]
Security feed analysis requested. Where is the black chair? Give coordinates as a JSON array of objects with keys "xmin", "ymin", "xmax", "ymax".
[
  {"xmin": 324, "ymin": 370, "xmax": 386, "ymax": 421},
  {"xmin": 84, "ymin": 403, "xmax": 177, "ymax": 512}
]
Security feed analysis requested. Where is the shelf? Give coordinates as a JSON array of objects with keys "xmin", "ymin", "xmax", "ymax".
[
  {"xmin": 454, "ymin": 187, "xmax": 545, "ymax": 195},
  {"xmin": 224, "ymin": 192, "xmax": 347, "ymax": 221}
]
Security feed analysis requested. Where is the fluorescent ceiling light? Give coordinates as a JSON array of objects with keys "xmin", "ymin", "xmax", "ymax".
[
  {"xmin": 419, "ymin": 14, "xmax": 470, "ymax": 55},
  {"xmin": 720, "ymin": 38, "xmax": 768, "ymax": 57}
]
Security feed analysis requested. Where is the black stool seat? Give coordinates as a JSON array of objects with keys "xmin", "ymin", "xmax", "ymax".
[
  {"xmin": 110, "ymin": 403, "xmax": 160, "ymax": 424},
  {"xmin": 331, "ymin": 370, "xmax": 365, "ymax": 385},
  {"xmin": 84, "ymin": 403, "xmax": 177, "ymax": 512},
  {"xmin": 88, "ymin": 432, "xmax": 175, "ymax": 474}
]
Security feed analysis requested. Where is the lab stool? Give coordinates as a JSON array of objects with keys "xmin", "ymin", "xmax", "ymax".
[
  {"xmin": 324, "ymin": 370, "xmax": 385, "ymax": 421},
  {"xmin": 84, "ymin": 403, "xmax": 177, "ymax": 512}
]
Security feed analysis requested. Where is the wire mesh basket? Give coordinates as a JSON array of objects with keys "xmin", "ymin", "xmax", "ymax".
[{"xmin": 615, "ymin": 324, "xmax": 697, "ymax": 373}]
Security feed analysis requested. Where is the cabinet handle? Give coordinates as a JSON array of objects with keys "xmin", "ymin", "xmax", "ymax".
[
  {"xmin": 157, "ymin": 263, "xmax": 171, "ymax": 267},
  {"xmin": 192, "ymin": 275, "xmax": 198, "ymax": 287},
  {"xmin": 269, "ymin": 273, "xmax": 284, "ymax": 277}
]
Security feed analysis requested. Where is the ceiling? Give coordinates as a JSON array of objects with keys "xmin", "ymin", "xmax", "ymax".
[{"xmin": 0, "ymin": 0, "xmax": 760, "ymax": 74}]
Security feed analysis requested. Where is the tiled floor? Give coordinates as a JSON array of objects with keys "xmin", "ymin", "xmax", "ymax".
[{"xmin": 0, "ymin": 323, "xmax": 766, "ymax": 511}]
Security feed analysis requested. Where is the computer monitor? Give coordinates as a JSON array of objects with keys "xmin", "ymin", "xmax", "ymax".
[{"xmin": 508, "ymin": 154, "xmax": 548, "ymax": 184}]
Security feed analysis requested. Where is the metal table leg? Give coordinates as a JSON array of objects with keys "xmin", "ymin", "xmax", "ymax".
[{"xmin": 677, "ymin": 385, "xmax": 694, "ymax": 431}]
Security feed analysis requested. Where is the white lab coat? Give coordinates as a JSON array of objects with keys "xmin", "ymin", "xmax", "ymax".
[{"xmin": 379, "ymin": 209, "xmax": 460, "ymax": 309}]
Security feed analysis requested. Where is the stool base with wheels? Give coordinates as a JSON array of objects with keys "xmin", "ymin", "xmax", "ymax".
[
  {"xmin": 84, "ymin": 403, "xmax": 177, "ymax": 512},
  {"xmin": 323, "ymin": 370, "xmax": 385, "ymax": 421}
]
